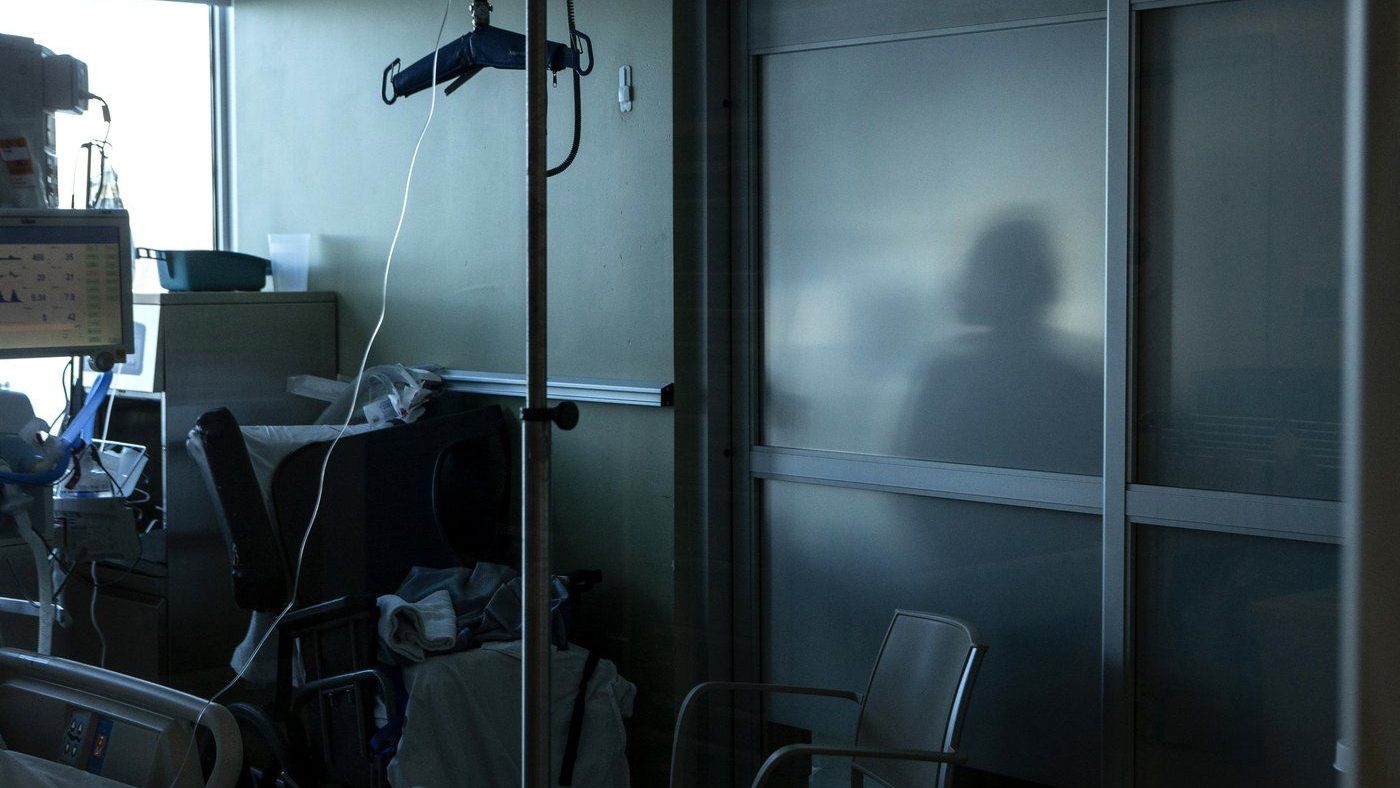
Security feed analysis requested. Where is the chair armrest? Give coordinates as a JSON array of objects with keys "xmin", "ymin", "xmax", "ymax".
[
  {"xmin": 289, "ymin": 668, "xmax": 397, "ymax": 717},
  {"xmin": 751, "ymin": 744, "xmax": 966, "ymax": 788},
  {"xmin": 670, "ymin": 682, "xmax": 861, "ymax": 788},
  {"xmin": 278, "ymin": 594, "xmax": 377, "ymax": 632}
]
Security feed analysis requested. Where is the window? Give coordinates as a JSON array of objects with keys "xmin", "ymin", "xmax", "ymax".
[{"xmin": 0, "ymin": 0, "xmax": 215, "ymax": 418}]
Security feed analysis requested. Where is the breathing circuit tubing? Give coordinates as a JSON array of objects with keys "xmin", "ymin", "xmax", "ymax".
[{"xmin": 0, "ymin": 370, "xmax": 112, "ymax": 486}]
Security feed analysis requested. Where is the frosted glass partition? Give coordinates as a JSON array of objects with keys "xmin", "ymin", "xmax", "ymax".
[
  {"xmin": 761, "ymin": 481, "xmax": 1101, "ymax": 788},
  {"xmin": 1134, "ymin": 0, "xmax": 1346, "ymax": 500},
  {"xmin": 758, "ymin": 20, "xmax": 1106, "ymax": 475},
  {"xmin": 1134, "ymin": 526, "xmax": 1339, "ymax": 788}
]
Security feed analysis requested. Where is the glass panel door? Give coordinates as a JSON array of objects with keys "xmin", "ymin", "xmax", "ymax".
[
  {"xmin": 751, "ymin": 12, "xmax": 1107, "ymax": 787},
  {"xmin": 1130, "ymin": 1, "xmax": 1346, "ymax": 785},
  {"xmin": 1134, "ymin": 0, "xmax": 1346, "ymax": 501},
  {"xmin": 758, "ymin": 18, "xmax": 1105, "ymax": 475}
]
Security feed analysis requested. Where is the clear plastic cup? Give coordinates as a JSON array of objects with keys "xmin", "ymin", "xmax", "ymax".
[{"xmin": 268, "ymin": 233, "xmax": 311, "ymax": 292}]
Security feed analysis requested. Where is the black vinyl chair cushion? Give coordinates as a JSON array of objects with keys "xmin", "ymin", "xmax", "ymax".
[
  {"xmin": 189, "ymin": 407, "xmax": 292, "ymax": 613},
  {"xmin": 268, "ymin": 404, "xmax": 511, "ymax": 602}
]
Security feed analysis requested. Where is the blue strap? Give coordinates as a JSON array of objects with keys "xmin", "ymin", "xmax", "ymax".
[{"xmin": 369, "ymin": 665, "xmax": 411, "ymax": 758}]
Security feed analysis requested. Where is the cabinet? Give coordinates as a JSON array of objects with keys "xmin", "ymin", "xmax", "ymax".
[{"xmin": 93, "ymin": 291, "xmax": 337, "ymax": 690}]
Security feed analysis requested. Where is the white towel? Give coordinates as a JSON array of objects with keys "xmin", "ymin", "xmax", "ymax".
[{"xmin": 377, "ymin": 589, "xmax": 459, "ymax": 663}]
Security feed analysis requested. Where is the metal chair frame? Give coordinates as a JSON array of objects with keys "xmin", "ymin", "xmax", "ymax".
[{"xmin": 671, "ymin": 610, "xmax": 984, "ymax": 788}]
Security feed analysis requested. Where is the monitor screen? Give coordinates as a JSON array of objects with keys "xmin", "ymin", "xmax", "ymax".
[{"xmin": 0, "ymin": 209, "xmax": 133, "ymax": 362}]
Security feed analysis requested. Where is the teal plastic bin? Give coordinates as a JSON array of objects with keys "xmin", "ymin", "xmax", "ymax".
[{"xmin": 136, "ymin": 247, "xmax": 270, "ymax": 292}]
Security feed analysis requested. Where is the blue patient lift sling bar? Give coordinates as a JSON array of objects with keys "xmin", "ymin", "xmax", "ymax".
[{"xmin": 382, "ymin": 24, "xmax": 592, "ymax": 104}]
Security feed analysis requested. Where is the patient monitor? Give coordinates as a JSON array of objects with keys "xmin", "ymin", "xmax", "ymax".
[
  {"xmin": 0, "ymin": 208, "xmax": 134, "ymax": 370},
  {"xmin": 0, "ymin": 209, "xmax": 135, "ymax": 655}
]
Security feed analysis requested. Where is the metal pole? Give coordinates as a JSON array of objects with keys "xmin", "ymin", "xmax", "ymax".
[
  {"xmin": 523, "ymin": 0, "xmax": 552, "ymax": 786},
  {"xmin": 1340, "ymin": 0, "xmax": 1400, "ymax": 784}
]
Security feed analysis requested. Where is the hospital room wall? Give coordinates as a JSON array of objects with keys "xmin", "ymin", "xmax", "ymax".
[{"xmin": 229, "ymin": 0, "xmax": 679, "ymax": 779}]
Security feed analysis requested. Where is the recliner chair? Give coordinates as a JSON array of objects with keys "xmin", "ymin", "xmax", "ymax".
[{"xmin": 188, "ymin": 396, "xmax": 515, "ymax": 788}]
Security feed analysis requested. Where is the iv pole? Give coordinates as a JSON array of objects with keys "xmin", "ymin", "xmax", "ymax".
[
  {"xmin": 523, "ymin": 0, "xmax": 552, "ymax": 786},
  {"xmin": 384, "ymin": 1, "xmax": 586, "ymax": 781}
]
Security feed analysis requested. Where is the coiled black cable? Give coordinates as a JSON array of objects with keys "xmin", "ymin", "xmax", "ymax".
[
  {"xmin": 547, "ymin": 0, "xmax": 583, "ymax": 177},
  {"xmin": 547, "ymin": 64, "xmax": 582, "ymax": 177}
]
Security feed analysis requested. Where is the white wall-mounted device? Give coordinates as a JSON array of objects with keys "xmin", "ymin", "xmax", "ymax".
[{"xmin": 619, "ymin": 65, "xmax": 633, "ymax": 113}]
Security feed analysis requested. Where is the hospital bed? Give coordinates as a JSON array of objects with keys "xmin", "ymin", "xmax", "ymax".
[
  {"xmin": 0, "ymin": 380, "xmax": 243, "ymax": 788},
  {"xmin": 0, "ymin": 647, "xmax": 241, "ymax": 788}
]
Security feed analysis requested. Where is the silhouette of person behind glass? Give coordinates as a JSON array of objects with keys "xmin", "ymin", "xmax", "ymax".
[{"xmin": 901, "ymin": 213, "xmax": 1101, "ymax": 474}]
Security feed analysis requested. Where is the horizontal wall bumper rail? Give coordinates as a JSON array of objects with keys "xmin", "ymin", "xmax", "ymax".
[
  {"xmin": 441, "ymin": 369, "xmax": 674, "ymax": 407},
  {"xmin": 1126, "ymin": 485, "xmax": 1342, "ymax": 543},
  {"xmin": 749, "ymin": 446, "xmax": 1103, "ymax": 513}
]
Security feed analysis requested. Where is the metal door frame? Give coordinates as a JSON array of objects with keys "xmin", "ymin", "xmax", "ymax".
[{"xmin": 712, "ymin": 2, "xmax": 1353, "ymax": 787}]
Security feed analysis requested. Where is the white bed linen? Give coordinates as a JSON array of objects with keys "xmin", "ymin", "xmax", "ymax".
[
  {"xmin": 0, "ymin": 749, "xmax": 132, "ymax": 788},
  {"xmin": 389, "ymin": 642, "xmax": 635, "ymax": 788}
]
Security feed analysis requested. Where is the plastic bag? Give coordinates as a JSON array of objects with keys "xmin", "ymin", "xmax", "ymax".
[{"xmin": 314, "ymin": 364, "xmax": 445, "ymax": 426}]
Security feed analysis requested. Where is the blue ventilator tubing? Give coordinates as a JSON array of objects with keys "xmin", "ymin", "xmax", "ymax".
[{"xmin": 0, "ymin": 370, "xmax": 113, "ymax": 486}]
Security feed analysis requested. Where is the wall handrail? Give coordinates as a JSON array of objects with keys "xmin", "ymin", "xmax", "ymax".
[{"xmin": 440, "ymin": 369, "xmax": 673, "ymax": 407}]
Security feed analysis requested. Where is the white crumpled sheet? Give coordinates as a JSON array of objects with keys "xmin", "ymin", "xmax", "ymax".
[
  {"xmin": 0, "ymin": 748, "xmax": 131, "ymax": 788},
  {"xmin": 238, "ymin": 422, "xmax": 381, "ymax": 496},
  {"xmin": 389, "ymin": 642, "xmax": 636, "ymax": 788}
]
